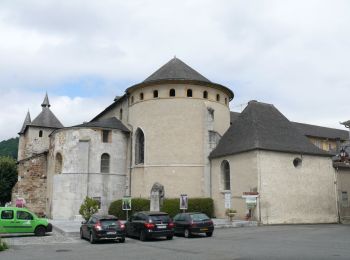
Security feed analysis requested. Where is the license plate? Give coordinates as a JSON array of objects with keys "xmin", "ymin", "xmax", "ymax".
[
  {"xmin": 200, "ymin": 228, "xmax": 208, "ymax": 231},
  {"xmin": 157, "ymin": 225, "xmax": 166, "ymax": 229},
  {"xmin": 107, "ymin": 231, "xmax": 116, "ymax": 235}
]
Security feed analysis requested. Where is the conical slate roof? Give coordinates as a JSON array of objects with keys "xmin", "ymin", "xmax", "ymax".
[
  {"xmin": 210, "ymin": 101, "xmax": 330, "ymax": 158},
  {"xmin": 19, "ymin": 111, "xmax": 31, "ymax": 134},
  {"xmin": 41, "ymin": 93, "xmax": 51, "ymax": 107},
  {"xmin": 126, "ymin": 57, "xmax": 234, "ymax": 99},
  {"xmin": 144, "ymin": 57, "xmax": 211, "ymax": 83},
  {"xmin": 31, "ymin": 107, "xmax": 64, "ymax": 129}
]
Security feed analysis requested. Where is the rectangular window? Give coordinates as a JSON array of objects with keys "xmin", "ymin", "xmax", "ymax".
[
  {"xmin": 342, "ymin": 191, "xmax": 348, "ymax": 207},
  {"xmin": 17, "ymin": 211, "xmax": 33, "ymax": 220},
  {"xmin": 102, "ymin": 130, "xmax": 111, "ymax": 143},
  {"xmin": 1, "ymin": 210, "xmax": 14, "ymax": 219}
]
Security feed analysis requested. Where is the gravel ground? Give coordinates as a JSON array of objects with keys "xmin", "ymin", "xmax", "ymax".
[{"xmin": 1, "ymin": 231, "xmax": 80, "ymax": 247}]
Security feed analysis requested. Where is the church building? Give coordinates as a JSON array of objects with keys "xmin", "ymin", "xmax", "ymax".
[{"xmin": 13, "ymin": 58, "xmax": 348, "ymax": 224}]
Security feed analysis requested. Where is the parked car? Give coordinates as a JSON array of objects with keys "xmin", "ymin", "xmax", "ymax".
[
  {"xmin": 125, "ymin": 211, "xmax": 174, "ymax": 241},
  {"xmin": 80, "ymin": 214, "xmax": 126, "ymax": 244},
  {"xmin": 173, "ymin": 212, "xmax": 214, "ymax": 238},
  {"xmin": 0, "ymin": 207, "xmax": 52, "ymax": 236}
]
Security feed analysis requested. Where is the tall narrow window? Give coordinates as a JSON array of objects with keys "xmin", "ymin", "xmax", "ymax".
[
  {"xmin": 120, "ymin": 108, "xmax": 123, "ymax": 120},
  {"xmin": 225, "ymin": 98, "xmax": 228, "ymax": 105},
  {"xmin": 55, "ymin": 153, "xmax": 63, "ymax": 174},
  {"xmin": 39, "ymin": 130, "xmax": 43, "ymax": 137},
  {"xmin": 101, "ymin": 153, "xmax": 110, "ymax": 173},
  {"xmin": 187, "ymin": 89, "xmax": 193, "ymax": 97},
  {"xmin": 135, "ymin": 128, "xmax": 145, "ymax": 164},
  {"xmin": 216, "ymin": 94, "xmax": 220, "ymax": 102},
  {"xmin": 140, "ymin": 92, "xmax": 144, "ymax": 100},
  {"xmin": 153, "ymin": 90, "xmax": 159, "ymax": 98},
  {"xmin": 102, "ymin": 130, "xmax": 111, "ymax": 143},
  {"xmin": 342, "ymin": 191, "xmax": 348, "ymax": 207},
  {"xmin": 169, "ymin": 89, "xmax": 176, "ymax": 97},
  {"xmin": 131, "ymin": 96, "xmax": 134, "ymax": 104},
  {"xmin": 221, "ymin": 160, "xmax": 230, "ymax": 190},
  {"xmin": 203, "ymin": 91, "xmax": 208, "ymax": 99}
]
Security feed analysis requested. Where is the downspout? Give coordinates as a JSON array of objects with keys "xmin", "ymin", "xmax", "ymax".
[{"xmin": 334, "ymin": 166, "xmax": 340, "ymax": 223}]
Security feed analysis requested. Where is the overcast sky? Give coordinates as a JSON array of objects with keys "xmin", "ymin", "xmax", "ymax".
[{"xmin": 0, "ymin": 0, "xmax": 349, "ymax": 141}]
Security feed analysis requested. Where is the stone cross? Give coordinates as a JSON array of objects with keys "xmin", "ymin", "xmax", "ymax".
[{"xmin": 150, "ymin": 182, "xmax": 164, "ymax": 212}]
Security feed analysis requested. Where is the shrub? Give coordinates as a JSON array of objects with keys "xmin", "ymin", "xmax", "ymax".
[
  {"xmin": 161, "ymin": 198, "xmax": 214, "ymax": 218},
  {"xmin": 108, "ymin": 198, "xmax": 150, "ymax": 219},
  {"xmin": 0, "ymin": 237, "xmax": 8, "ymax": 251},
  {"xmin": 79, "ymin": 197, "xmax": 99, "ymax": 221}
]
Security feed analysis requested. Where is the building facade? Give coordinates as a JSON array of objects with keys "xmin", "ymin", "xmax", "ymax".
[{"xmin": 12, "ymin": 58, "xmax": 349, "ymax": 223}]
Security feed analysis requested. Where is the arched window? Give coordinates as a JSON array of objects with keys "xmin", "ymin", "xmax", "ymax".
[
  {"xmin": 55, "ymin": 153, "xmax": 63, "ymax": 174},
  {"xmin": 187, "ymin": 89, "xmax": 193, "ymax": 97},
  {"xmin": 153, "ymin": 90, "xmax": 158, "ymax": 98},
  {"xmin": 39, "ymin": 130, "xmax": 43, "ymax": 137},
  {"xmin": 216, "ymin": 94, "xmax": 220, "ymax": 102},
  {"xmin": 221, "ymin": 160, "xmax": 230, "ymax": 190},
  {"xmin": 203, "ymin": 91, "xmax": 208, "ymax": 99},
  {"xmin": 101, "ymin": 153, "xmax": 110, "ymax": 173},
  {"xmin": 169, "ymin": 89, "xmax": 176, "ymax": 97},
  {"xmin": 135, "ymin": 128, "xmax": 145, "ymax": 164},
  {"xmin": 140, "ymin": 92, "xmax": 144, "ymax": 100}
]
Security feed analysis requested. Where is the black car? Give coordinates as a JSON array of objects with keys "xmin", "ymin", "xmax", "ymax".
[
  {"xmin": 80, "ymin": 214, "xmax": 126, "ymax": 244},
  {"xmin": 125, "ymin": 211, "xmax": 174, "ymax": 241},
  {"xmin": 173, "ymin": 212, "xmax": 214, "ymax": 238}
]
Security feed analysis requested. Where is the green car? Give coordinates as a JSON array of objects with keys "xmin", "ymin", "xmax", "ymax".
[{"xmin": 0, "ymin": 207, "xmax": 52, "ymax": 236}]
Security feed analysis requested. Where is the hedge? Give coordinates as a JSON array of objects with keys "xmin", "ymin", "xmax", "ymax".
[
  {"xmin": 108, "ymin": 197, "xmax": 214, "ymax": 219},
  {"xmin": 108, "ymin": 198, "xmax": 150, "ymax": 219}
]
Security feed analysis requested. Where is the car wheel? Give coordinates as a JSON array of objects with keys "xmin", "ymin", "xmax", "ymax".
[
  {"xmin": 140, "ymin": 230, "xmax": 147, "ymax": 241},
  {"xmin": 184, "ymin": 229, "xmax": 191, "ymax": 238},
  {"xmin": 90, "ymin": 232, "xmax": 96, "ymax": 244},
  {"xmin": 119, "ymin": 238, "xmax": 125, "ymax": 243},
  {"xmin": 206, "ymin": 232, "xmax": 213, "ymax": 237},
  {"xmin": 80, "ymin": 229, "xmax": 84, "ymax": 239},
  {"xmin": 166, "ymin": 235, "xmax": 173, "ymax": 240},
  {"xmin": 34, "ymin": 226, "xmax": 46, "ymax": 236}
]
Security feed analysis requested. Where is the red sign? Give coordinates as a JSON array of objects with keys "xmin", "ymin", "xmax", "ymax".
[{"xmin": 243, "ymin": 192, "xmax": 259, "ymax": 196}]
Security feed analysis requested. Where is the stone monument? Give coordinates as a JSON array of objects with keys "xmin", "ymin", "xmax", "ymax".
[{"xmin": 150, "ymin": 182, "xmax": 165, "ymax": 211}]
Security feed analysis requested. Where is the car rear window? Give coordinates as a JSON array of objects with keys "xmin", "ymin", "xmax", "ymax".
[
  {"xmin": 190, "ymin": 213, "xmax": 210, "ymax": 221},
  {"xmin": 100, "ymin": 219, "xmax": 118, "ymax": 228},
  {"xmin": 149, "ymin": 215, "xmax": 170, "ymax": 223}
]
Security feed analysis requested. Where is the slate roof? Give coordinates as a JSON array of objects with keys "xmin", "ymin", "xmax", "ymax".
[
  {"xmin": 73, "ymin": 117, "xmax": 130, "ymax": 132},
  {"xmin": 293, "ymin": 122, "xmax": 348, "ymax": 141},
  {"xmin": 230, "ymin": 111, "xmax": 348, "ymax": 141},
  {"xmin": 19, "ymin": 111, "xmax": 31, "ymax": 134},
  {"xmin": 211, "ymin": 101, "xmax": 330, "ymax": 158},
  {"xmin": 30, "ymin": 107, "xmax": 64, "ymax": 129},
  {"xmin": 144, "ymin": 57, "xmax": 211, "ymax": 83},
  {"xmin": 126, "ymin": 57, "xmax": 234, "ymax": 99}
]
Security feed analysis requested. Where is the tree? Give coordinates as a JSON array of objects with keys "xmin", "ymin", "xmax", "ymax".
[
  {"xmin": 0, "ymin": 156, "xmax": 17, "ymax": 206},
  {"xmin": 79, "ymin": 197, "xmax": 99, "ymax": 221}
]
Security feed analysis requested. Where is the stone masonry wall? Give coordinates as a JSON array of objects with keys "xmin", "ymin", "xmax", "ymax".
[{"xmin": 12, "ymin": 153, "xmax": 47, "ymax": 216}]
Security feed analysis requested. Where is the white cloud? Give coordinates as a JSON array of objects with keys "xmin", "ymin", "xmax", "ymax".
[{"xmin": 0, "ymin": 0, "xmax": 350, "ymax": 140}]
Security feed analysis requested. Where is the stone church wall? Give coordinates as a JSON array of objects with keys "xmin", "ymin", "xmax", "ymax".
[{"xmin": 12, "ymin": 153, "xmax": 47, "ymax": 216}]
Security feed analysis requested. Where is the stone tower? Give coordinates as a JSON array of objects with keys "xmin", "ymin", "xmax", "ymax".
[{"xmin": 12, "ymin": 94, "xmax": 63, "ymax": 215}]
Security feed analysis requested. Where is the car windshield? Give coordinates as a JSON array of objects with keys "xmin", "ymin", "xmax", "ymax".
[
  {"xmin": 100, "ymin": 219, "xmax": 118, "ymax": 228},
  {"xmin": 190, "ymin": 213, "xmax": 210, "ymax": 221},
  {"xmin": 149, "ymin": 215, "xmax": 170, "ymax": 223}
]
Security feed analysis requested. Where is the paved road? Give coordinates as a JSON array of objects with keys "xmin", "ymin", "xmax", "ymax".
[{"xmin": 1, "ymin": 224, "xmax": 350, "ymax": 260}]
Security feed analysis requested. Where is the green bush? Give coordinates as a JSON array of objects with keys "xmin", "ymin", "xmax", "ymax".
[
  {"xmin": 79, "ymin": 197, "xmax": 99, "ymax": 221},
  {"xmin": 108, "ymin": 198, "xmax": 150, "ymax": 219},
  {"xmin": 161, "ymin": 198, "xmax": 214, "ymax": 218},
  {"xmin": 0, "ymin": 237, "xmax": 8, "ymax": 251},
  {"xmin": 108, "ymin": 197, "xmax": 214, "ymax": 219}
]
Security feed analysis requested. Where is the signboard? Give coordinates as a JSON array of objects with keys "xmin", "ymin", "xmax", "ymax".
[
  {"xmin": 122, "ymin": 196, "xmax": 132, "ymax": 211},
  {"xmin": 15, "ymin": 198, "xmax": 26, "ymax": 208},
  {"xmin": 224, "ymin": 193, "xmax": 231, "ymax": 209},
  {"xmin": 180, "ymin": 194, "xmax": 188, "ymax": 210},
  {"xmin": 242, "ymin": 192, "xmax": 258, "ymax": 209}
]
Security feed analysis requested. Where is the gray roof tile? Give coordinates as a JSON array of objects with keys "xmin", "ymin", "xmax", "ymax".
[
  {"xmin": 211, "ymin": 101, "xmax": 329, "ymax": 158},
  {"xmin": 31, "ymin": 107, "xmax": 64, "ymax": 129},
  {"xmin": 74, "ymin": 117, "xmax": 130, "ymax": 132},
  {"xmin": 19, "ymin": 111, "xmax": 31, "ymax": 134}
]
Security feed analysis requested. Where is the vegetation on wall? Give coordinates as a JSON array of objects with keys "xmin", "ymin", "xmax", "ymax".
[
  {"xmin": 108, "ymin": 198, "xmax": 214, "ymax": 219},
  {"xmin": 0, "ymin": 156, "xmax": 18, "ymax": 206},
  {"xmin": 0, "ymin": 138, "xmax": 19, "ymax": 159}
]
